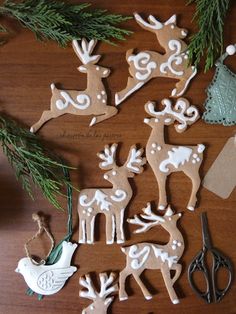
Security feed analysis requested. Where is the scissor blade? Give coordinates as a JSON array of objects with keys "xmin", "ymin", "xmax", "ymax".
[{"xmin": 201, "ymin": 212, "xmax": 212, "ymax": 249}]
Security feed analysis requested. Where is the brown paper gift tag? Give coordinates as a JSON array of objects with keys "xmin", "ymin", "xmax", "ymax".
[{"xmin": 203, "ymin": 136, "xmax": 236, "ymax": 199}]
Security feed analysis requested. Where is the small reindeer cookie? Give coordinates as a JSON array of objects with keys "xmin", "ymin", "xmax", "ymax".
[
  {"xmin": 80, "ymin": 272, "xmax": 118, "ymax": 314},
  {"xmin": 144, "ymin": 98, "xmax": 204, "ymax": 211},
  {"xmin": 31, "ymin": 38, "xmax": 118, "ymax": 133},
  {"xmin": 119, "ymin": 204, "xmax": 184, "ymax": 304},
  {"xmin": 115, "ymin": 13, "xmax": 197, "ymax": 105},
  {"xmin": 78, "ymin": 143, "xmax": 146, "ymax": 244}
]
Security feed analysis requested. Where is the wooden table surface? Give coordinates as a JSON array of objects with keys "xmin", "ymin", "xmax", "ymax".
[{"xmin": 0, "ymin": 0, "xmax": 235, "ymax": 313}]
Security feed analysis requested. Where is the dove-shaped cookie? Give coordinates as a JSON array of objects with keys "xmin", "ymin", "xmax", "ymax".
[{"xmin": 15, "ymin": 241, "xmax": 78, "ymax": 295}]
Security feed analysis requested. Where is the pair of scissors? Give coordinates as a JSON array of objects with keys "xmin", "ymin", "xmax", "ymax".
[{"xmin": 188, "ymin": 212, "xmax": 233, "ymax": 303}]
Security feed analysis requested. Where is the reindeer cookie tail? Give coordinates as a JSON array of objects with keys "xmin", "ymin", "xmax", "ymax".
[
  {"xmin": 126, "ymin": 48, "xmax": 134, "ymax": 60},
  {"xmin": 197, "ymin": 144, "xmax": 205, "ymax": 153},
  {"xmin": 121, "ymin": 247, "xmax": 129, "ymax": 253}
]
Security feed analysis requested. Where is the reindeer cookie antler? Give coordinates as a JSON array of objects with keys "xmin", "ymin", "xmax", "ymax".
[
  {"xmin": 31, "ymin": 38, "xmax": 117, "ymax": 133},
  {"xmin": 119, "ymin": 204, "xmax": 184, "ymax": 304},
  {"xmin": 144, "ymin": 98, "xmax": 205, "ymax": 211},
  {"xmin": 78, "ymin": 143, "xmax": 146, "ymax": 244},
  {"xmin": 115, "ymin": 13, "xmax": 197, "ymax": 105},
  {"xmin": 80, "ymin": 272, "xmax": 118, "ymax": 314}
]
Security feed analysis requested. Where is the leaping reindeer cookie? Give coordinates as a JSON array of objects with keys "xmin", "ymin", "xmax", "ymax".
[
  {"xmin": 31, "ymin": 39, "xmax": 118, "ymax": 133},
  {"xmin": 79, "ymin": 272, "xmax": 118, "ymax": 314},
  {"xmin": 144, "ymin": 98, "xmax": 205, "ymax": 211},
  {"xmin": 78, "ymin": 143, "xmax": 146, "ymax": 244},
  {"xmin": 119, "ymin": 204, "xmax": 184, "ymax": 304},
  {"xmin": 115, "ymin": 13, "xmax": 197, "ymax": 105}
]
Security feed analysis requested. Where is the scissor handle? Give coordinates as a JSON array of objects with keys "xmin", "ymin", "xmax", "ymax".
[
  {"xmin": 188, "ymin": 249, "xmax": 212, "ymax": 303},
  {"xmin": 211, "ymin": 247, "xmax": 234, "ymax": 303}
]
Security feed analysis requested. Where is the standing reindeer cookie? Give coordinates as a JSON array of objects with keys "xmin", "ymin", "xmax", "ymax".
[
  {"xmin": 115, "ymin": 13, "xmax": 197, "ymax": 105},
  {"xmin": 31, "ymin": 39, "xmax": 117, "ymax": 133},
  {"xmin": 119, "ymin": 204, "xmax": 184, "ymax": 304},
  {"xmin": 78, "ymin": 143, "xmax": 146, "ymax": 244},
  {"xmin": 144, "ymin": 98, "xmax": 205, "ymax": 211}
]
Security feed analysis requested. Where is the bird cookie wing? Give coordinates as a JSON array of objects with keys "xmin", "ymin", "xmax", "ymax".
[{"xmin": 37, "ymin": 267, "xmax": 77, "ymax": 292}]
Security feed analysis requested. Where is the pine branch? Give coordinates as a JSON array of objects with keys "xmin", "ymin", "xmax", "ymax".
[
  {"xmin": 0, "ymin": 0, "xmax": 132, "ymax": 46},
  {"xmin": 0, "ymin": 115, "xmax": 77, "ymax": 210},
  {"xmin": 187, "ymin": 0, "xmax": 231, "ymax": 72}
]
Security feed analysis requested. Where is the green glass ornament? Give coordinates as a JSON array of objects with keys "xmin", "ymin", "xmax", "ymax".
[{"xmin": 203, "ymin": 44, "xmax": 236, "ymax": 126}]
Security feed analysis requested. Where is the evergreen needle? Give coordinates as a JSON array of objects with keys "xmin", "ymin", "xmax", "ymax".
[
  {"xmin": 0, "ymin": 115, "xmax": 77, "ymax": 210},
  {"xmin": 187, "ymin": 0, "xmax": 231, "ymax": 72},
  {"xmin": 0, "ymin": 0, "xmax": 132, "ymax": 46}
]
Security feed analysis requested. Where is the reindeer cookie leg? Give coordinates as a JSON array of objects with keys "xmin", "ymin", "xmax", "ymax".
[
  {"xmin": 115, "ymin": 210, "xmax": 125, "ymax": 244},
  {"xmin": 185, "ymin": 169, "xmax": 201, "ymax": 211},
  {"xmin": 30, "ymin": 110, "xmax": 62, "ymax": 133},
  {"xmin": 86, "ymin": 216, "xmax": 96, "ymax": 244},
  {"xmin": 171, "ymin": 263, "xmax": 182, "ymax": 285},
  {"xmin": 156, "ymin": 173, "xmax": 168, "ymax": 210},
  {"xmin": 90, "ymin": 106, "xmax": 118, "ymax": 126},
  {"xmin": 161, "ymin": 263, "xmax": 179, "ymax": 304},
  {"xmin": 133, "ymin": 271, "xmax": 152, "ymax": 300},
  {"xmin": 79, "ymin": 217, "xmax": 87, "ymax": 244},
  {"xmin": 172, "ymin": 66, "xmax": 197, "ymax": 97},
  {"xmin": 119, "ymin": 267, "xmax": 131, "ymax": 300},
  {"xmin": 115, "ymin": 77, "xmax": 145, "ymax": 106},
  {"xmin": 106, "ymin": 213, "xmax": 115, "ymax": 245}
]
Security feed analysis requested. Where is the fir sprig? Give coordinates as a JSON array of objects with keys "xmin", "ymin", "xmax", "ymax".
[
  {"xmin": 187, "ymin": 0, "xmax": 231, "ymax": 71},
  {"xmin": 0, "ymin": 115, "xmax": 76, "ymax": 210},
  {"xmin": 0, "ymin": 0, "xmax": 132, "ymax": 46}
]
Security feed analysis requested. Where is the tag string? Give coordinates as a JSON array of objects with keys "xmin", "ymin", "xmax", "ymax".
[
  {"xmin": 24, "ymin": 213, "xmax": 55, "ymax": 265},
  {"xmin": 216, "ymin": 44, "xmax": 236, "ymax": 65}
]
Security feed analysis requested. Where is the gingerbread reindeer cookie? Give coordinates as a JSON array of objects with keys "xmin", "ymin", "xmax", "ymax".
[
  {"xmin": 144, "ymin": 98, "xmax": 204, "ymax": 211},
  {"xmin": 79, "ymin": 272, "xmax": 118, "ymax": 314},
  {"xmin": 119, "ymin": 204, "xmax": 184, "ymax": 304},
  {"xmin": 78, "ymin": 143, "xmax": 146, "ymax": 244},
  {"xmin": 31, "ymin": 38, "xmax": 117, "ymax": 133},
  {"xmin": 115, "ymin": 13, "xmax": 197, "ymax": 105}
]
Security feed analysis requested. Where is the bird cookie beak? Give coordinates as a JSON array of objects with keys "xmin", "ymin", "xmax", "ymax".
[{"xmin": 15, "ymin": 268, "xmax": 19, "ymax": 273}]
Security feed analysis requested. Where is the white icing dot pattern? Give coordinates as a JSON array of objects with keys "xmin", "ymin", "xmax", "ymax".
[
  {"xmin": 150, "ymin": 143, "xmax": 162, "ymax": 155},
  {"xmin": 172, "ymin": 240, "xmax": 182, "ymax": 250}
]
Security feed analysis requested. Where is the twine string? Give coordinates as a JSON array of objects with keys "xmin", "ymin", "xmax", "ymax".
[
  {"xmin": 24, "ymin": 213, "xmax": 55, "ymax": 265},
  {"xmin": 26, "ymin": 163, "xmax": 74, "ymax": 299}
]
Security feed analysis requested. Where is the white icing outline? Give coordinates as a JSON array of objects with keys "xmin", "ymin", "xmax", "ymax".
[
  {"xmin": 147, "ymin": 98, "xmax": 199, "ymax": 131},
  {"xmin": 99, "ymin": 144, "xmax": 116, "ymax": 167},
  {"xmin": 134, "ymin": 13, "xmax": 163, "ymax": 30},
  {"xmin": 175, "ymin": 67, "xmax": 197, "ymax": 96},
  {"xmin": 80, "ymin": 220, "xmax": 86, "ymax": 243},
  {"xmin": 73, "ymin": 39, "xmax": 100, "ymax": 64},
  {"xmin": 90, "ymin": 216, "xmax": 95, "ymax": 243},
  {"xmin": 115, "ymin": 82, "xmax": 144, "ymax": 106},
  {"xmin": 127, "ymin": 148, "xmax": 143, "ymax": 172},
  {"xmin": 120, "ymin": 208, "xmax": 125, "ymax": 241}
]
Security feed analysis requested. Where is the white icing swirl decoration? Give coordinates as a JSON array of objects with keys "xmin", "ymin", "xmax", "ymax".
[
  {"xmin": 160, "ymin": 40, "xmax": 184, "ymax": 76},
  {"xmin": 129, "ymin": 245, "xmax": 151, "ymax": 269},
  {"xmin": 128, "ymin": 52, "xmax": 157, "ymax": 81},
  {"xmin": 56, "ymin": 91, "xmax": 91, "ymax": 110}
]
